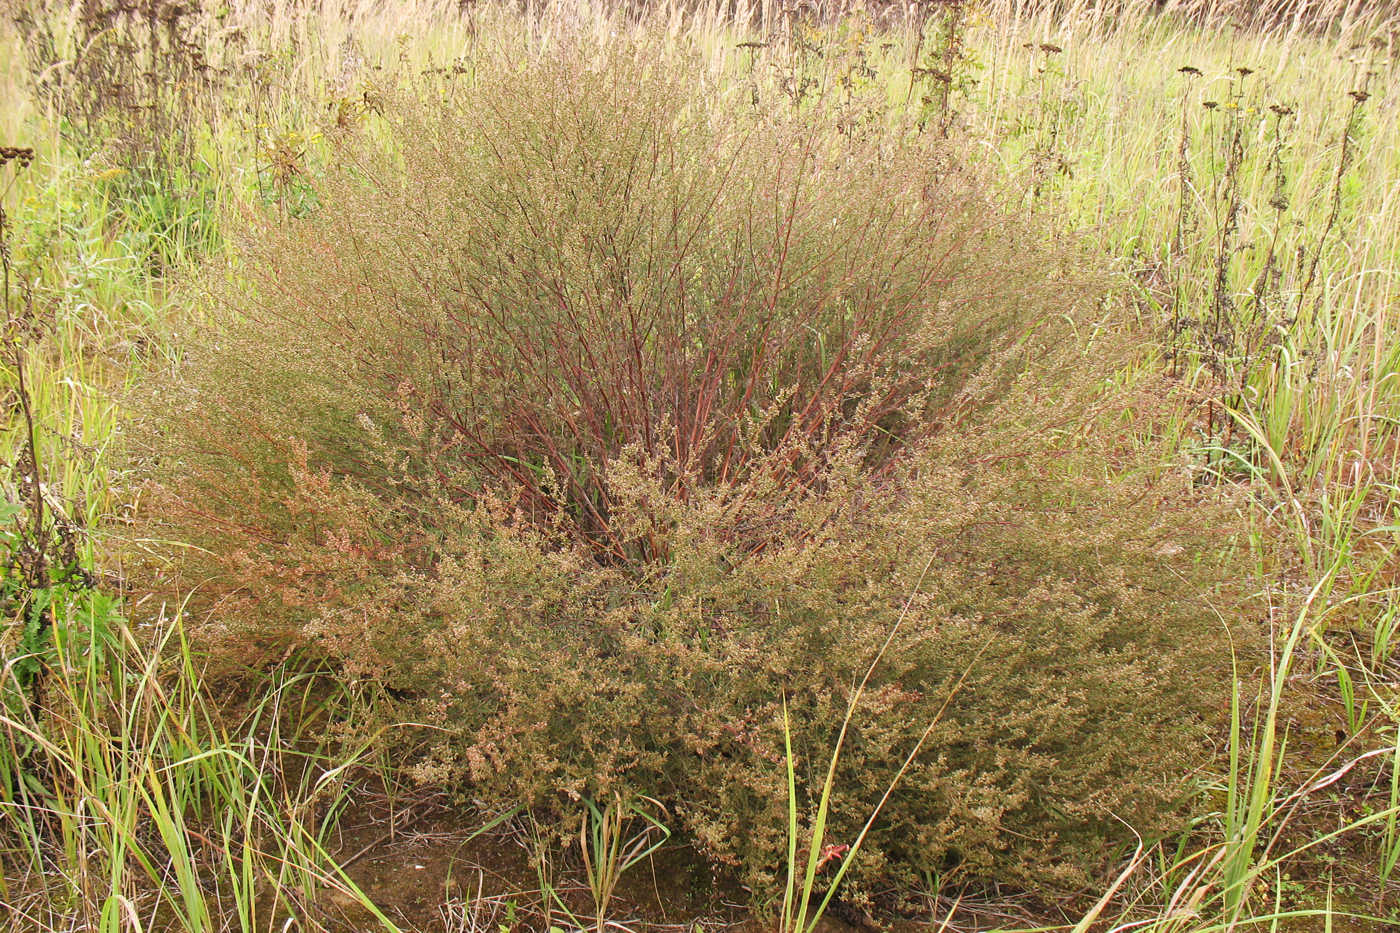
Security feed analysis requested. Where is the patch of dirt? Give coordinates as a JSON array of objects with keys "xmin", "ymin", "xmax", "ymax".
[{"xmin": 312, "ymin": 796, "xmax": 759, "ymax": 932}]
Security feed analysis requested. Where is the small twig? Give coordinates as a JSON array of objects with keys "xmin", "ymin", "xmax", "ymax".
[{"xmin": 336, "ymin": 804, "xmax": 433, "ymax": 870}]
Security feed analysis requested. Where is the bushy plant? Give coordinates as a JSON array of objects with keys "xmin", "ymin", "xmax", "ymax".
[{"xmin": 135, "ymin": 38, "xmax": 1250, "ymax": 904}]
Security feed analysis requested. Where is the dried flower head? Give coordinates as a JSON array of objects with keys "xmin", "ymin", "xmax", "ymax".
[{"xmin": 0, "ymin": 146, "xmax": 35, "ymax": 169}]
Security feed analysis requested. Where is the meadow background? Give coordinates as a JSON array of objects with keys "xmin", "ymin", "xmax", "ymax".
[{"xmin": 2, "ymin": 0, "xmax": 1399, "ymax": 930}]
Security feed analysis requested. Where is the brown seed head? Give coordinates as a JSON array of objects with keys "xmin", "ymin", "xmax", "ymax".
[{"xmin": 0, "ymin": 146, "xmax": 36, "ymax": 168}]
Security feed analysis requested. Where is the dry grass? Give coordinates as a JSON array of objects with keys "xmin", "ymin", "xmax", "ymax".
[{"xmin": 1, "ymin": 0, "xmax": 1398, "ymax": 928}]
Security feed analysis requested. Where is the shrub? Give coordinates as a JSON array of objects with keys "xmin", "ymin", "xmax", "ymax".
[{"xmin": 135, "ymin": 38, "xmax": 1249, "ymax": 904}]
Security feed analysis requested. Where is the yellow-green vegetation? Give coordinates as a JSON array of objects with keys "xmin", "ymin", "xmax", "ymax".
[{"xmin": 1, "ymin": 0, "xmax": 1398, "ymax": 930}]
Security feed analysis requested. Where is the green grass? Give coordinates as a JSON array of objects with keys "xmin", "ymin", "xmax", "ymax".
[
  {"xmin": 3, "ymin": 0, "xmax": 1400, "ymax": 928},
  {"xmin": 0, "ymin": 603, "xmax": 399, "ymax": 931}
]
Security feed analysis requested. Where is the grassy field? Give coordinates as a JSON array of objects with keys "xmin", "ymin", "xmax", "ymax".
[{"xmin": 2, "ymin": 0, "xmax": 1400, "ymax": 929}]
